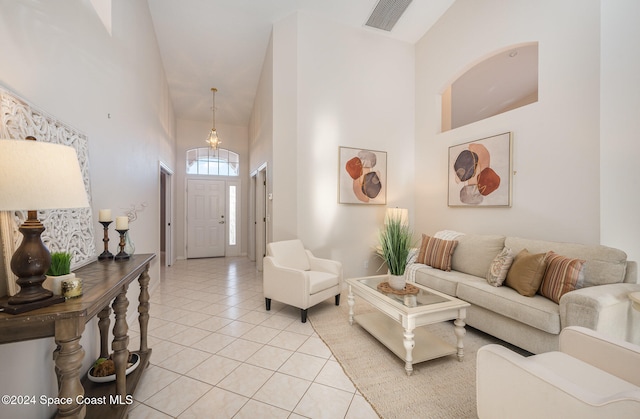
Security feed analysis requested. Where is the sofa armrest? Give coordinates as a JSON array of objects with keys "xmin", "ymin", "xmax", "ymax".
[
  {"xmin": 305, "ymin": 250, "xmax": 343, "ymax": 279},
  {"xmin": 560, "ymin": 326, "xmax": 640, "ymax": 386},
  {"xmin": 477, "ymin": 344, "xmax": 640, "ymax": 419},
  {"xmin": 263, "ymin": 256, "xmax": 310, "ymax": 304},
  {"xmin": 560, "ymin": 283, "xmax": 640, "ymax": 339}
]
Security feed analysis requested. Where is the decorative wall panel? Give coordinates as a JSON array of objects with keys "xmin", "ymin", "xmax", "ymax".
[{"xmin": 0, "ymin": 87, "xmax": 96, "ymax": 295}]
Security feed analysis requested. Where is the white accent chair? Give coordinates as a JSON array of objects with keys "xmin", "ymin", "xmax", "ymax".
[
  {"xmin": 263, "ymin": 240, "xmax": 342, "ymax": 323},
  {"xmin": 477, "ymin": 326, "xmax": 640, "ymax": 418}
]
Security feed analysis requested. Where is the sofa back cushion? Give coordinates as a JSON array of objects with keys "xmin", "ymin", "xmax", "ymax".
[
  {"xmin": 451, "ymin": 234, "xmax": 506, "ymax": 278},
  {"xmin": 505, "ymin": 237, "xmax": 628, "ymax": 287}
]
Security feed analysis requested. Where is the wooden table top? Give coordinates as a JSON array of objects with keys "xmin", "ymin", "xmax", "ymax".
[{"xmin": 0, "ymin": 254, "xmax": 155, "ymax": 344}]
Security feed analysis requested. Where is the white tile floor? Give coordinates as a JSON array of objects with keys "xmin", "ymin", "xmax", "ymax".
[{"xmin": 127, "ymin": 257, "xmax": 379, "ymax": 419}]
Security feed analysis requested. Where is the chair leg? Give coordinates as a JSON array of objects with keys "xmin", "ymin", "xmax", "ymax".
[
  {"xmin": 265, "ymin": 298, "xmax": 271, "ymax": 311},
  {"xmin": 301, "ymin": 309, "xmax": 308, "ymax": 323},
  {"xmin": 335, "ymin": 294, "xmax": 341, "ymax": 306}
]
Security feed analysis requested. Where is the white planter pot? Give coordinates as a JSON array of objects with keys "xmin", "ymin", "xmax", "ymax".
[
  {"xmin": 44, "ymin": 273, "xmax": 75, "ymax": 296},
  {"xmin": 388, "ymin": 274, "xmax": 406, "ymax": 291}
]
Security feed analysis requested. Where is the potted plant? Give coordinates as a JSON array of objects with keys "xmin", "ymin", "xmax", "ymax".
[
  {"xmin": 378, "ymin": 211, "xmax": 413, "ymax": 290},
  {"xmin": 44, "ymin": 252, "xmax": 74, "ymax": 296}
]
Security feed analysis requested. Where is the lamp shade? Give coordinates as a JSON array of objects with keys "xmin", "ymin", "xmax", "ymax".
[
  {"xmin": 0, "ymin": 139, "xmax": 89, "ymax": 211},
  {"xmin": 385, "ymin": 207, "xmax": 409, "ymax": 226}
]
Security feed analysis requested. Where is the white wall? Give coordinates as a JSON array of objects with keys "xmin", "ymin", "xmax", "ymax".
[
  {"xmin": 249, "ymin": 35, "xmax": 274, "ymax": 173},
  {"xmin": 0, "ymin": 1, "xmax": 176, "ymax": 417},
  {"xmin": 600, "ymin": 0, "xmax": 640, "ymax": 264},
  {"xmin": 255, "ymin": 12, "xmax": 415, "ymax": 278},
  {"xmin": 271, "ymin": 14, "xmax": 300, "ymax": 242},
  {"xmin": 175, "ymin": 119, "xmax": 250, "ymax": 258},
  {"xmin": 247, "ymin": 33, "xmax": 273, "ymax": 254},
  {"xmin": 415, "ymin": 0, "xmax": 602, "ymax": 245}
]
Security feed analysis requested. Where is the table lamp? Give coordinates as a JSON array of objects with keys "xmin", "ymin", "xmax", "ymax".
[
  {"xmin": 0, "ymin": 138, "xmax": 90, "ymax": 314},
  {"xmin": 384, "ymin": 207, "xmax": 409, "ymax": 226}
]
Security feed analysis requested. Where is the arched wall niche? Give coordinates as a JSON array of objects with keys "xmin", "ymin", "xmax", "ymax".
[{"xmin": 442, "ymin": 42, "xmax": 539, "ymax": 132}]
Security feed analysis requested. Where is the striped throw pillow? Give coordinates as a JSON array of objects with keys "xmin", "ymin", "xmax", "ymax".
[
  {"xmin": 417, "ymin": 234, "xmax": 458, "ymax": 271},
  {"xmin": 539, "ymin": 251, "xmax": 585, "ymax": 303}
]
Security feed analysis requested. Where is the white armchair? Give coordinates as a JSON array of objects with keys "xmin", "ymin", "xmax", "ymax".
[
  {"xmin": 263, "ymin": 239, "xmax": 343, "ymax": 323},
  {"xmin": 477, "ymin": 326, "xmax": 640, "ymax": 418}
]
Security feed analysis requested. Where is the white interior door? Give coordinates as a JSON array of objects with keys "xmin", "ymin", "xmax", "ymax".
[
  {"xmin": 187, "ymin": 179, "xmax": 225, "ymax": 258},
  {"xmin": 160, "ymin": 162, "xmax": 174, "ymax": 267}
]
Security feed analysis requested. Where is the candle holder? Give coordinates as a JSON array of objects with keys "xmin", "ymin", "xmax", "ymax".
[
  {"xmin": 98, "ymin": 221, "xmax": 114, "ymax": 260},
  {"xmin": 115, "ymin": 229, "xmax": 130, "ymax": 261}
]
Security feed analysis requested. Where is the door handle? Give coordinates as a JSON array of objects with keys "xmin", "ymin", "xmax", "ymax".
[{"xmin": 219, "ymin": 221, "xmax": 225, "ymax": 224}]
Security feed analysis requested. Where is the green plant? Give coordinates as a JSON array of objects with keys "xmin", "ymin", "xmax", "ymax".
[
  {"xmin": 378, "ymin": 214, "xmax": 413, "ymax": 276},
  {"xmin": 47, "ymin": 252, "xmax": 72, "ymax": 276}
]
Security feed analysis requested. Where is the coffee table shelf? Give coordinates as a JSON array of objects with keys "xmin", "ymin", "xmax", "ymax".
[{"xmin": 355, "ymin": 312, "xmax": 457, "ymax": 363}]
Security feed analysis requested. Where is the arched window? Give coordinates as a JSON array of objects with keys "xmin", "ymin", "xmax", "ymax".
[{"xmin": 186, "ymin": 147, "xmax": 239, "ymax": 176}]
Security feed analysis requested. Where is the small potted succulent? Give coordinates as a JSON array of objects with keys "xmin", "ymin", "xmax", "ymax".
[{"xmin": 44, "ymin": 252, "xmax": 75, "ymax": 296}]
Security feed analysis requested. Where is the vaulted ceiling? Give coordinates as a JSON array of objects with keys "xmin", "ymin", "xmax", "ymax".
[{"xmin": 147, "ymin": 0, "xmax": 455, "ymax": 127}]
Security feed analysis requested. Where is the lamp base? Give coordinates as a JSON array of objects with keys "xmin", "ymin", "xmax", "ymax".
[
  {"xmin": 4, "ymin": 212, "xmax": 66, "ymax": 314},
  {"xmin": 0, "ymin": 295, "xmax": 66, "ymax": 314}
]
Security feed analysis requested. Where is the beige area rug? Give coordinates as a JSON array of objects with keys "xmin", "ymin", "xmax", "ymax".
[{"xmin": 308, "ymin": 292, "xmax": 513, "ymax": 419}]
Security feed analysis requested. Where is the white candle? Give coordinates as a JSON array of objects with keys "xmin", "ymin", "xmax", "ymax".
[
  {"xmin": 115, "ymin": 216, "xmax": 129, "ymax": 230},
  {"xmin": 99, "ymin": 209, "xmax": 112, "ymax": 222}
]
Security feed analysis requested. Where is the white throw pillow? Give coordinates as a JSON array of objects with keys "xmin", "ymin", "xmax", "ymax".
[{"xmin": 486, "ymin": 247, "xmax": 514, "ymax": 287}]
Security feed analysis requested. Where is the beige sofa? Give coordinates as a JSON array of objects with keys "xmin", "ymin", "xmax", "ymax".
[{"xmin": 408, "ymin": 233, "xmax": 639, "ymax": 354}]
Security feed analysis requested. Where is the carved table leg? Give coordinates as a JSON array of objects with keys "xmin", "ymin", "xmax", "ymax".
[
  {"xmin": 403, "ymin": 327, "xmax": 415, "ymax": 376},
  {"xmin": 112, "ymin": 284, "xmax": 130, "ymax": 398},
  {"xmin": 54, "ymin": 318, "xmax": 86, "ymax": 418},
  {"xmin": 137, "ymin": 264, "xmax": 151, "ymax": 352},
  {"xmin": 454, "ymin": 316, "xmax": 467, "ymax": 362},
  {"xmin": 348, "ymin": 286, "xmax": 355, "ymax": 326},
  {"xmin": 97, "ymin": 306, "xmax": 111, "ymax": 359}
]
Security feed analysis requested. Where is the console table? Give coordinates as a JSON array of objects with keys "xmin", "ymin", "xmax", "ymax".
[{"xmin": 0, "ymin": 253, "xmax": 155, "ymax": 419}]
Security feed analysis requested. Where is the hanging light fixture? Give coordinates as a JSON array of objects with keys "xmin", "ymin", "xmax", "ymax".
[{"xmin": 206, "ymin": 87, "xmax": 222, "ymax": 150}]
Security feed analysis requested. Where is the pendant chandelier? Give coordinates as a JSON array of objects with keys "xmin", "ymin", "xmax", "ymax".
[{"xmin": 206, "ymin": 87, "xmax": 222, "ymax": 150}]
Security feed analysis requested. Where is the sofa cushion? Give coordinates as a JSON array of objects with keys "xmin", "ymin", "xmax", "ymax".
[
  {"xmin": 451, "ymin": 234, "xmax": 506, "ymax": 278},
  {"xmin": 417, "ymin": 235, "xmax": 458, "ymax": 271},
  {"xmin": 505, "ymin": 249, "xmax": 548, "ymax": 297},
  {"xmin": 307, "ymin": 271, "xmax": 339, "ymax": 294},
  {"xmin": 486, "ymin": 247, "xmax": 514, "ymax": 287},
  {"xmin": 539, "ymin": 251, "xmax": 585, "ymax": 303},
  {"xmin": 457, "ymin": 280, "xmax": 561, "ymax": 334},
  {"xmin": 413, "ymin": 265, "xmax": 474, "ymax": 296},
  {"xmin": 505, "ymin": 237, "xmax": 627, "ymax": 287}
]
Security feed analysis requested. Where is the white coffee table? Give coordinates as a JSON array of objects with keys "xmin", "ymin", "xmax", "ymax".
[{"xmin": 347, "ymin": 275, "xmax": 470, "ymax": 376}]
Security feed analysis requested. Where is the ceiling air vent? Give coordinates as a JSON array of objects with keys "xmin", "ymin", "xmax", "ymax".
[{"xmin": 365, "ymin": 0, "xmax": 413, "ymax": 32}]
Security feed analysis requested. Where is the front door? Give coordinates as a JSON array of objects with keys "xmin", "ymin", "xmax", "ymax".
[{"xmin": 187, "ymin": 179, "xmax": 225, "ymax": 258}]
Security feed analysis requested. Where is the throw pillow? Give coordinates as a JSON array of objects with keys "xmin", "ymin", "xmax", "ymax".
[
  {"xmin": 486, "ymin": 247, "xmax": 514, "ymax": 287},
  {"xmin": 505, "ymin": 249, "xmax": 548, "ymax": 297},
  {"xmin": 417, "ymin": 234, "xmax": 458, "ymax": 271},
  {"xmin": 539, "ymin": 251, "xmax": 585, "ymax": 303}
]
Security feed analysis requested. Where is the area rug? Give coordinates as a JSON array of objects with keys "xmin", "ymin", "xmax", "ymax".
[{"xmin": 308, "ymin": 292, "xmax": 513, "ymax": 419}]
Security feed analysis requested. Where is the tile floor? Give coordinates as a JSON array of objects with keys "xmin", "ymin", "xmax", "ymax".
[{"xmin": 127, "ymin": 256, "xmax": 379, "ymax": 419}]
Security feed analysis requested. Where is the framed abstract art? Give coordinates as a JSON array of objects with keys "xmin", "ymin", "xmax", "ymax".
[
  {"xmin": 448, "ymin": 132, "xmax": 512, "ymax": 207},
  {"xmin": 338, "ymin": 146, "xmax": 387, "ymax": 205}
]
